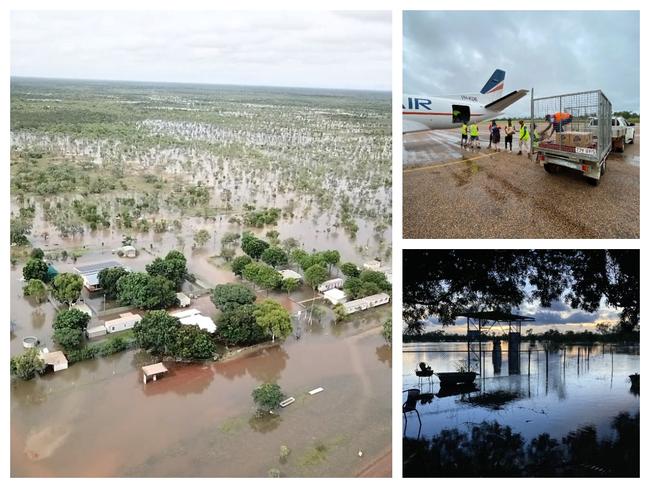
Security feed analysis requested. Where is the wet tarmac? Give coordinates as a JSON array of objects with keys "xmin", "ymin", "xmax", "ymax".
[{"xmin": 403, "ymin": 124, "xmax": 640, "ymax": 239}]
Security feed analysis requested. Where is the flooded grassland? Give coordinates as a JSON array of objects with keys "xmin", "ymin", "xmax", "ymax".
[{"xmin": 10, "ymin": 78, "xmax": 392, "ymax": 477}]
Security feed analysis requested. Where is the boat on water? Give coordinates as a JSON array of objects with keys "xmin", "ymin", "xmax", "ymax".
[{"xmin": 434, "ymin": 371, "xmax": 478, "ymax": 386}]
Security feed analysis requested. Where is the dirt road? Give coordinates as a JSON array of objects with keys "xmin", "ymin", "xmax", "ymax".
[{"xmin": 403, "ymin": 126, "xmax": 639, "ymax": 239}]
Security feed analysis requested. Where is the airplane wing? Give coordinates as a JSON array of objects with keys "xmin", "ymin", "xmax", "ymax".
[
  {"xmin": 484, "ymin": 89, "xmax": 529, "ymax": 113},
  {"xmin": 403, "ymin": 118, "xmax": 432, "ymax": 134}
]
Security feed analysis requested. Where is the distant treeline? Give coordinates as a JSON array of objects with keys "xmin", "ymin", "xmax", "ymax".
[{"xmin": 403, "ymin": 328, "xmax": 639, "ymax": 344}]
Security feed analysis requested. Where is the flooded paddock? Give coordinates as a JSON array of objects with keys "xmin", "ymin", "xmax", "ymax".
[
  {"xmin": 12, "ymin": 309, "xmax": 391, "ymax": 477},
  {"xmin": 403, "ymin": 341, "xmax": 639, "ymax": 442}
]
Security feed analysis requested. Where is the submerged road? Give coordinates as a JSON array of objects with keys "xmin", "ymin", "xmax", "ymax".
[{"xmin": 403, "ymin": 126, "xmax": 640, "ymax": 239}]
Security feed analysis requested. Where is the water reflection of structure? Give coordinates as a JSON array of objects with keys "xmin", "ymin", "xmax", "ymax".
[{"xmin": 459, "ymin": 311, "xmax": 535, "ymax": 376}]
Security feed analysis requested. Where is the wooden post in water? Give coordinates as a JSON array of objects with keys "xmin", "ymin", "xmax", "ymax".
[
  {"xmin": 577, "ymin": 347, "xmax": 581, "ymax": 375},
  {"xmin": 528, "ymin": 348, "xmax": 531, "ymax": 376}
]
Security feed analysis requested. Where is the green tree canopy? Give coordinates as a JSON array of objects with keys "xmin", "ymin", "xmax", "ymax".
[
  {"xmin": 254, "ymin": 300, "xmax": 292, "ymax": 342},
  {"xmin": 145, "ymin": 251, "xmax": 188, "ymax": 290},
  {"xmin": 22, "ymin": 257, "xmax": 48, "ymax": 282},
  {"xmin": 211, "ymin": 283, "xmax": 256, "ymax": 311},
  {"xmin": 243, "ymin": 262, "xmax": 282, "ymax": 293},
  {"xmin": 281, "ymin": 277, "xmax": 301, "ymax": 296},
  {"xmin": 117, "ymin": 272, "xmax": 178, "ymax": 310},
  {"xmin": 241, "ymin": 233, "xmax": 270, "ymax": 260},
  {"xmin": 23, "ymin": 279, "xmax": 47, "ymax": 303},
  {"xmin": 98, "ymin": 266, "xmax": 130, "ymax": 300},
  {"xmin": 194, "ymin": 229, "xmax": 211, "ymax": 248},
  {"xmin": 51, "ymin": 272, "xmax": 84, "ymax": 305},
  {"xmin": 10, "ymin": 348, "xmax": 44, "ymax": 380},
  {"xmin": 340, "ymin": 262, "xmax": 361, "ymax": 278},
  {"xmin": 403, "ymin": 250, "xmax": 639, "ymax": 333},
  {"xmin": 53, "ymin": 308, "xmax": 90, "ymax": 331},
  {"xmin": 231, "ymin": 255, "xmax": 253, "ymax": 276},
  {"xmin": 304, "ymin": 263, "xmax": 328, "ymax": 290},
  {"xmin": 54, "ymin": 326, "xmax": 84, "ymax": 351},
  {"xmin": 133, "ymin": 310, "xmax": 180, "ymax": 356},
  {"xmin": 252, "ymin": 383, "xmax": 284, "ymax": 412},
  {"xmin": 216, "ymin": 304, "xmax": 268, "ymax": 346},
  {"xmin": 174, "ymin": 324, "xmax": 216, "ymax": 360},
  {"xmin": 261, "ymin": 246, "xmax": 288, "ymax": 268}
]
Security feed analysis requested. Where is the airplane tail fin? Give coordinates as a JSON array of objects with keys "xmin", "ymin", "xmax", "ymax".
[{"xmin": 479, "ymin": 69, "xmax": 506, "ymax": 103}]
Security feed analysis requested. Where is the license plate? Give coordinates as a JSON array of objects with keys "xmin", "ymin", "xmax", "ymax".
[{"xmin": 576, "ymin": 147, "xmax": 597, "ymax": 156}]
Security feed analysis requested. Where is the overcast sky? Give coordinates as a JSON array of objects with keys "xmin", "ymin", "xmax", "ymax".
[
  {"xmin": 404, "ymin": 11, "xmax": 640, "ymax": 114},
  {"xmin": 11, "ymin": 11, "xmax": 391, "ymax": 90}
]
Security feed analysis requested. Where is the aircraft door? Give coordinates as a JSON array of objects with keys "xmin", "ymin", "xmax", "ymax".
[{"xmin": 452, "ymin": 104, "xmax": 470, "ymax": 124}]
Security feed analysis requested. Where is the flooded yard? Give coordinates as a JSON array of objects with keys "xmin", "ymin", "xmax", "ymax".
[
  {"xmin": 403, "ymin": 341, "xmax": 640, "ymax": 442},
  {"xmin": 12, "ymin": 309, "xmax": 391, "ymax": 477}
]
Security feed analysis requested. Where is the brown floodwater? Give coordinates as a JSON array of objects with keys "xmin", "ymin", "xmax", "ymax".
[{"xmin": 11, "ymin": 308, "xmax": 391, "ymax": 477}]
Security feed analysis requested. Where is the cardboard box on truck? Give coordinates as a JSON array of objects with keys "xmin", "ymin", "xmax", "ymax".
[{"xmin": 555, "ymin": 131, "xmax": 593, "ymax": 148}]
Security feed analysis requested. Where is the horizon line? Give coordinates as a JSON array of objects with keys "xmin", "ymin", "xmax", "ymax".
[{"xmin": 10, "ymin": 74, "xmax": 391, "ymax": 94}]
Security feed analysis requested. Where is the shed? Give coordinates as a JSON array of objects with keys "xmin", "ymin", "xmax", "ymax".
[
  {"xmin": 40, "ymin": 350, "xmax": 68, "ymax": 372},
  {"xmin": 105, "ymin": 312, "xmax": 141, "ymax": 333},
  {"xmin": 279, "ymin": 269, "xmax": 302, "ymax": 281},
  {"xmin": 176, "ymin": 292, "xmax": 191, "ymax": 308},
  {"xmin": 323, "ymin": 288, "xmax": 347, "ymax": 305},
  {"xmin": 317, "ymin": 278, "xmax": 344, "ymax": 292},
  {"xmin": 142, "ymin": 362, "xmax": 168, "ymax": 384},
  {"xmin": 86, "ymin": 324, "xmax": 108, "ymax": 339},
  {"xmin": 363, "ymin": 260, "xmax": 382, "ymax": 271}
]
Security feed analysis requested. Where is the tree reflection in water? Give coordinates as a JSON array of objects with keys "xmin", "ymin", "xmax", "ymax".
[{"xmin": 404, "ymin": 412, "xmax": 639, "ymax": 477}]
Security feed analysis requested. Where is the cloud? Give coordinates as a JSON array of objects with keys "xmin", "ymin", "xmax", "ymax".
[
  {"xmin": 404, "ymin": 11, "xmax": 640, "ymax": 113},
  {"xmin": 10, "ymin": 11, "xmax": 391, "ymax": 91}
]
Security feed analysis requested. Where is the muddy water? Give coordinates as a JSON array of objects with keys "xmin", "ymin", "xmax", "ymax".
[{"xmin": 11, "ymin": 308, "xmax": 391, "ymax": 477}]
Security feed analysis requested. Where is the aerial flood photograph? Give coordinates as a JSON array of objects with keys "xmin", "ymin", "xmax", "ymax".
[
  {"xmin": 402, "ymin": 11, "xmax": 640, "ymax": 239},
  {"xmin": 9, "ymin": 10, "xmax": 392, "ymax": 477},
  {"xmin": 402, "ymin": 250, "xmax": 640, "ymax": 477}
]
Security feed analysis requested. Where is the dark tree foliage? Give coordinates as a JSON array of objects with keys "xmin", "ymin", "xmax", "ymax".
[
  {"xmin": 116, "ymin": 272, "xmax": 178, "ymax": 310},
  {"xmin": 133, "ymin": 310, "xmax": 180, "ymax": 356},
  {"xmin": 22, "ymin": 257, "xmax": 49, "ymax": 282},
  {"xmin": 145, "ymin": 250, "xmax": 187, "ymax": 290},
  {"xmin": 402, "ymin": 250, "xmax": 639, "ymax": 333},
  {"xmin": 211, "ymin": 283, "xmax": 256, "ymax": 311},
  {"xmin": 231, "ymin": 255, "xmax": 253, "ymax": 276},
  {"xmin": 404, "ymin": 413, "xmax": 639, "ymax": 477},
  {"xmin": 98, "ymin": 266, "xmax": 130, "ymax": 300},
  {"xmin": 53, "ymin": 308, "xmax": 90, "ymax": 331},
  {"xmin": 174, "ymin": 325, "xmax": 216, "ymax": 360},
  {"xmin": 216, "ymin": 304, "xmax": 268, "ymax": 346},
  {"xmin": 241, "ymin": 233, "xmax": 270, "ymax": 260}
]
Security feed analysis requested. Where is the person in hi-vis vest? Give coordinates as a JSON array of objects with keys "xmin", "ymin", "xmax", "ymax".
[
  {"xmin": 460, "ymin": 122, "xmax": 468, "ymax": 148},
  {"xmin": 469, "ymin": 122, "xmax": 480, "ymax": 149},
  {"xmin": 518, "ymin": 120, "xmax": 531, "ymax": 158}
]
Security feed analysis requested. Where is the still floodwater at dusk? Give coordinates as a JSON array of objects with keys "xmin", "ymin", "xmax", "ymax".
[{"xmin": 403, "ymin": 341, "xmax": 640, "ymax": 442}]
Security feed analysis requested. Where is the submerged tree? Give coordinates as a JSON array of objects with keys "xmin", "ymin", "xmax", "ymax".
[{"xmin": 252, "ymin": 383, "xmax": 284, "ymax": 413}]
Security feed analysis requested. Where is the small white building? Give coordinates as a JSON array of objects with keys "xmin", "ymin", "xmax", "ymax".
[
  {"xmin": 105, "ymin": 312, "xmax": 142, "ymax": 333},
  {"xmin": 170, "ymin": 309, "xmax": 216, "ymax": 334},
  {"xmin": 317, "ymin": 278, "xmax": 344, "ymax": 292},
  {"xmin": 116, "ymin": 245, "xmax": 137, "ymax": 258},
  {"xmin": 363, "ymin": 260, "xmax": 382, "ymax": 271},
  {"xmin": 323, "ymin": 288, "xmax": 347, "ymax": 305},
  {"xmin": 176, "ymin": 292, "xmax": 191, "ymax": 308},
  {"xmin": 343, "ymin": 293, "xmax": 390, "ymax": 315},
  {"xmin": 86, "ymin": 324, "xmax": 108, "ymax": 339},
  {"xmin": 279, "ymin": 269, "xmax": 302, "ymax": 281},
  {"xmin": 72, "ymin": 302, "xmax": 93, "ymax": 317},
  {"xmin": 40, "ymin": 349, "xmax": 68, "ymax": 372}
]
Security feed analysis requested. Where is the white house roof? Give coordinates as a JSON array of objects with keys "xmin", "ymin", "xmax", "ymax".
[
  {"xmin": 324, "ymin": 288, "xmax": 347, "ymax": 301},
  {"xmin": 178, "ymin": 314, "xmax": 216, "ymax": 334},
  {"xmin": 105, "ymin": 312, "xmax": 141, "ymax": 327},
  {"xmin": 72, "ymin": 303, "xmax": 93, "ymax": 317}
]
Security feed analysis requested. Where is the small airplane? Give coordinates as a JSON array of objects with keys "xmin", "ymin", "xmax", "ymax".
[{"xmin": 403, "ymin": 69, "xmax": 528, "ymax": 133}]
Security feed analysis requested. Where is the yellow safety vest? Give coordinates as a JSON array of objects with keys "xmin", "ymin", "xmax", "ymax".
[
  {"xmin": 519, "ymin": 126, "xmax": 530, "ymax": 141},
  {"xmin": 470, "ymin": 124, "xmax": 479, "ymax": 137},
  {"xmin": 461, "ymin": 124, "xmax": 468, "ymax": 135}
]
